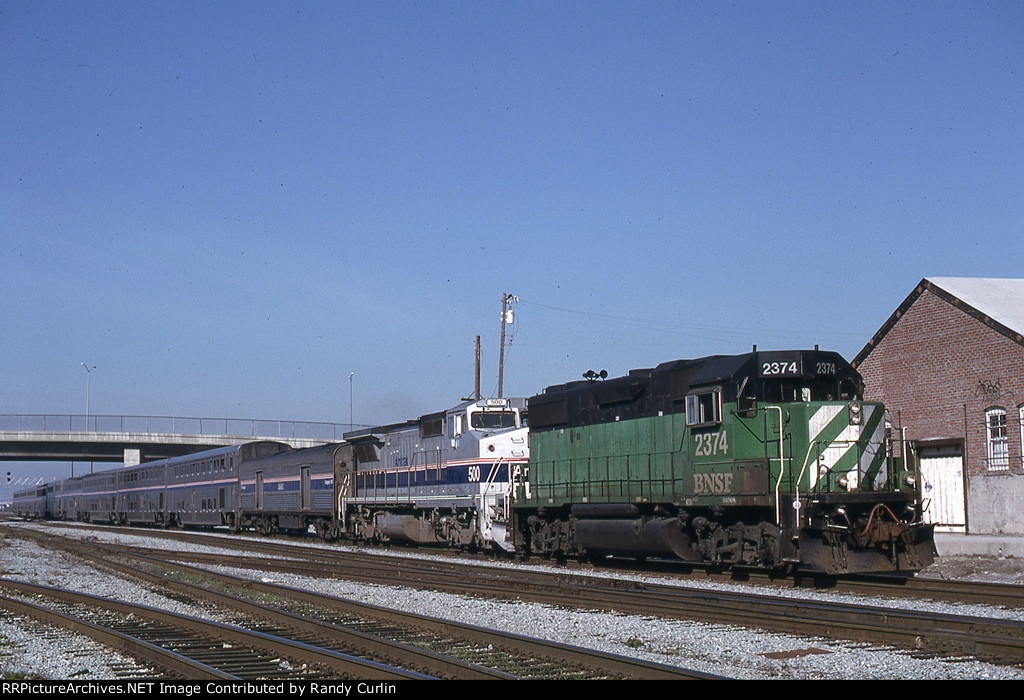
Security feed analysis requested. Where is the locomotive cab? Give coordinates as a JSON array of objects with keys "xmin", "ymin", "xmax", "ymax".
[{"xmin": 456, "ymin": 398, "xmax": 524, "ymax": 435}]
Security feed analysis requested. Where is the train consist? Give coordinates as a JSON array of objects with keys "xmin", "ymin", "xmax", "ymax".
[
  {"xmin": 13, "ymin": 398, "xmax": 529, "ymax": 553},
  {"xmin": 12, "ymin": 349, "xmax": 936, "ymax": 574}
]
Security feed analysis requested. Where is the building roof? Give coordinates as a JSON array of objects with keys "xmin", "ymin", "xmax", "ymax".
[
  {"xmin": 853, "ymin": 277, "xmax": 1024, "ymax": 366},
  {"xmin": 927, "ymin": 278, "xmax": 1024, "ymax": 334}
]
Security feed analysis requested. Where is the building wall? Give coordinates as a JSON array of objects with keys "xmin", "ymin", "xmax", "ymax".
[
  {"xmin": 857, "ymin": 288, "xmax": 1024, "ymax": 534},
  {"xmin": 968, "ymin": 475, "xmax": 1024, "ymax": 534}
]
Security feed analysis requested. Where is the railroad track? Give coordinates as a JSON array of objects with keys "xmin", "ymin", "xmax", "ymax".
[
  {"xmin": 161, "ymin": 547, "xmax": 1024, "ymax": 666},
  {"xmin": 600, "ymin": 558, "xmax": 1024, "ymax": 610},
  {"xmin": 0, "ymin": 579, "xmax": 426, "ymax": 680},
  {"xmin": 41, "ymin": 524, "xmax": 1024, "ymax": 667},
  {"xmin": 12, "ymin": 522, "xmax": 1024, "ymax": 667},
  {"xmin": 4, "ymin": 528, "xmax": 716, "ymax": 680},
  {"xmin": 825, "ymin": 572, "xmax": 1024, "ymax": 609},
  {"xmin": 0, "ymin": 604, "xmax": 158, "ymax": 679},
  {"xmin": 30, "ymin": 520, "xmax": 1024, "ymax": 609}
]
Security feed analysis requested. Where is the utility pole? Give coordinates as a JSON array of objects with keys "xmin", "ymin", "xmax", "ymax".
[
  {"xmin": 474, "ymin": 335, "xmax": 481, "ymax": 400},
  {"xmin": 497, "ymin": 293, "xmax": 518, "ymax": 398},
  {"xmin": 349, "ymin": 372, "xmax": 354, "ymax": 430}
]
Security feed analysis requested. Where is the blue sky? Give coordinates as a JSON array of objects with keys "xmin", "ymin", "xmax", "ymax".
[{"xmin": 2, "ymin": 0, "xmax": 1022, "ymax": 478}]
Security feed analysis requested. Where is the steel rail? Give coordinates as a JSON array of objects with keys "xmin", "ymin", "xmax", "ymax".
[
  {"xmin": 827, "ymin": 573, "xmax": 1024, "ymax": 609},
  {"xmin": 141, "ymin": 551, "xmax": 712, "ymax": 680},
  {"xmin": 54, "ymin": 544, "xmax": 517, "ymax": 680},
  {"xmin": 221, "ymin": 528, "xmax": 1024, "ymax": 611},
  {"xmin": 104, "ymin": 537, "xmax": 1024, "ymax": 666},
  {"xmin": 0, "ymin": 591, "xmax": 232, "ymax": 680},
  {"xmin": 17, "ymin": 523, "xmax": 1024, "ymax": 666},
  {"xmin": 33, "ymin": 520, "xmax": 1024, "ymax": 610},
  {"xmin": 23, "ymin": 520, "xmax": 1024, "ymax": 610},
  {"xmin": 0, "ymin": 579, "xmax": 431, "ymax": 681},
  {"xmin": 37, "ymin": 532, "xmax": 716, "ymax": 680}
]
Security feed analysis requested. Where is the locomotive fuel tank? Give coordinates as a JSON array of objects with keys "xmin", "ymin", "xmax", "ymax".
[{"xmin": 572, "ymin": 505, "xmax": 701, "ymax": 560}]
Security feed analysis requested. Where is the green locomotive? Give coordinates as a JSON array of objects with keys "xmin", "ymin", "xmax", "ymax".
[{"xmin": 515, "ymin": 349, "xmax": 936, "ymax": 574}]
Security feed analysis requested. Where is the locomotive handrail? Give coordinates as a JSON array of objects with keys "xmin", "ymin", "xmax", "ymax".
[
  {"xmin": 793, "ymin": 438, "xmax": 867, "ymax": 527},
  {"xmin": 484, "ymin": 456, "xmax": 503, "ymax": 490},
  {"xmin": 482, "ymin": 455, "xmax": 507, "ymax": 521},
  {"xmin": 500, "ymin": 461, "xmax": 514, "ymax": 520},
  {"xmin": 769, "ymin": 406, "xmax": 787, "ymax": 527}
]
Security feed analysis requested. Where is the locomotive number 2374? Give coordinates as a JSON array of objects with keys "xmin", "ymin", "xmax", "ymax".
[{"xmin": 694, "ymin": 430, "xmax": 729, "ymax": 457}]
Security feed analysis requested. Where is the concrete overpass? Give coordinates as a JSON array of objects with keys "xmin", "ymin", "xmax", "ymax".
[{"xmin": 0, "ymin": 414, "xmax": 346, "ymax": 466}]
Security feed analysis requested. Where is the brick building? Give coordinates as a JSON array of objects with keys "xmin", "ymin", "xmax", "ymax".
[{"xmin": 854, "ymin": 278, "xmax": 1024, "ymax": 534}]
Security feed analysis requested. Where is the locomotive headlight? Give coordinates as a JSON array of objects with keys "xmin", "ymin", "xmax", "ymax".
[
  {"xmin": 837, "ymin": 475, "xmax": 849, "ymax": 490},
  {"xmin": 904, "ymin": 473, "xmax": 917, "ymax": 489},
  {"xmin": 487, "ymin": 443, "xmax": 495, "ymax": 452},
  {"xmin": 848, "ymin": 401, "xmax": 862, "ymax": 425}
]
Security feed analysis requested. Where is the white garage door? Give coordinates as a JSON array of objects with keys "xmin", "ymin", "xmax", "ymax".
[{"xmin": 918, "ymin": 443, "xmax": 966, "ymax": 533}]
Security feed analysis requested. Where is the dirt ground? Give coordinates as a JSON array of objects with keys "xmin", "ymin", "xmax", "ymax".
[{"xmin": 917, "ymin": 554, "xmax": 1024, "ymax": 584}]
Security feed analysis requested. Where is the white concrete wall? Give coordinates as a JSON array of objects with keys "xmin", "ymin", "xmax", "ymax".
[{"xmin": 967, "ymin": 474, "xmax": 1024, "ymax": 534}]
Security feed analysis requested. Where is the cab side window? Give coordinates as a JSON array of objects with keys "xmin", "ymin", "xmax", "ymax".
[{"xmin": 685, "ymin": 388, "xmax": 722, "ymax": 428}]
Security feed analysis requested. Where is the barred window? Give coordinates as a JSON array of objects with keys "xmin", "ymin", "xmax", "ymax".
[
  {"xmin": 986, "ymin": 407, "xmax": 1009, "ymax": 471},
  {"xmin": 1019, "ymin": 405, "xmax": 1024, "ymax": 467}
]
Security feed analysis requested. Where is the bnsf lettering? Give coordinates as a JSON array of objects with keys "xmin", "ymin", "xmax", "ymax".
[{"xmin": 694, "ymin": 472, "xmax": 734, "ymax": 495}]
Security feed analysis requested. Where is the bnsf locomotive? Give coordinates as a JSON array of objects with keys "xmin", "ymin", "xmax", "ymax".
[
  {"xmin": 12, "ymin": 349, "xmax": 936, "ymax": 574},
  {"xmin": 516, "ymin": 349, "xmax": 936, "ymax": 574}
]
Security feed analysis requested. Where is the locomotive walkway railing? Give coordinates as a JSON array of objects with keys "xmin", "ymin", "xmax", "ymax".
[{"xmin": 0, "ymin": 414, "xmax": 348, "ymax": 442}]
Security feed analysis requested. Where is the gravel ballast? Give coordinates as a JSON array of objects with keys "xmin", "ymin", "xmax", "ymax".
[{"xmin": 1, "ymin": 522, "xmax": 1022, "ymax": 680}]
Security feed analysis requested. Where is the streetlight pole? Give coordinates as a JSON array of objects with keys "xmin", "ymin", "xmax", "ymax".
[
  {"xmin": 81, "ymin": 363, "xmax": 96, "ymax": 431},
  {"xmin": 349, "ymin": 372, "xmax": 354, "ymax": 431}
]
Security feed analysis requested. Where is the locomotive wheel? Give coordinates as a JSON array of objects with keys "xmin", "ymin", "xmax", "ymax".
[
  {"xmin": 313, "ymin": 519, "xmax": 335, "ymax": 542},
  {"xmin": 257, "ymin": 515, "xmax": 277, "ymax": 536}
]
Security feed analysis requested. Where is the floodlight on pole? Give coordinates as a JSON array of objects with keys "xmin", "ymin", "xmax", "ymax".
[{"xmin": 81, "ymin": 363, "xmax": 96, "ymax": 431}]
